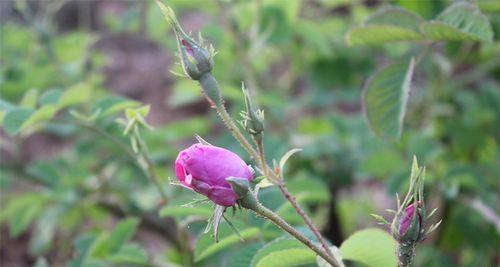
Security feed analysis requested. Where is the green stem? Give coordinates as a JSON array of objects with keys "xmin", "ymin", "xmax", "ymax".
[
  {"xmin": 199, "ymin": 73, "xmax": 259, "ymax": 159},
  {"xmin": 240, "ymin": 192, "xmax": 342, "ymax": 267},
  {"xmin": 396, "ymin": 242, "xmax": 416, "ymax": 267},
  {"xmin": 277, "ymin": 183, "xmax": 334, "ymax": 258},
  {"xmin": 255, "ymin": 136, "xmax": 270, "ymax": 179},
  {"xmin": 198, "ymin": 71, "xmax": 334, "ymax": 258},
  {"xmin": 138, "ymin": 153, "xmax": 169, "ymax": 204}
]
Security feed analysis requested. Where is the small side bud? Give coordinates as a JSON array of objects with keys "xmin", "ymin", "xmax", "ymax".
[
  {"xmin": 156, "ymin": 0, "xmax": 214, "ymax": 80},
  {"xmin": 241, "ymin": 84, "xmax": 264, "ymax": 140}
]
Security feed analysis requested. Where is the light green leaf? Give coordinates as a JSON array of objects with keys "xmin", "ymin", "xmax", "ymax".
[
  {"xmin": 20, "ymin": 105, "xmax": 58, "ymax": 132},
  {"xmin": 20, "ymin": 89, "xmax": 39, "ymax": 109},
  {"xmin": 317, "ymin": 246, "xmax": 345, "ymax": 267},
  {"xmin": 108, "ymin": 243, "xmax": 148, "ymax": 265},
  {"xmin": 195, "ymin": 225, "xmax": 259, "ymax": 262},
  {"xmin": 159, "ymin": 205, "xmax": 212, "ymax": 218},
  {"xmin": 347, "ymin": 25, "xmax": 423, "ymax": 45},
  {"xmin": 340, "ymin": 228, "xmax": 397, "ymax": 267},
  {"xmin": 255, "ymin": 248, "xmax": 315, "ymax": 267},
  {"xmin": 346, "ymin": 6, "xmax": 424, "ymax": 45},
  {"xmin": 478, "ymin": 0, "xmax": 500, "ymax": 13},
  {"xmin": 421, "ymin": 2, "xmax": 493, "ymax": 42},
  {"xmin": 2, "ymin": 108, "xmax": 34, "ymax": 136},
  {"xmin": 251, "ymin": 238, "xmax": 308, "ymax": 267},
  {"xmin": 363, "ymin": 58, "xmax": 415, "ymax": 139},
  {"xmin": 107, "ymin": 217, "xmax": 140, "ymax": 254},
  {"xmin": 227, "ymin": 242, "xmax": 264, "ymax": 267},
  {"xmin": 1, "ymin": 194, "xmax": 46, "ymax": 237},
  {"xmin": 57, "ymin": 83, "xmax": 92, "ymax": 109},
  {"xmin": 92, "ymin": 96, "xmax": 140, "ymax": 117},
  {"xmin": 88, "ymin": 233, "xmax": 110, "ymax": 257},
  {"xmin": 279, "ymin": 148, "xmax": 302, "ymax": 177}
]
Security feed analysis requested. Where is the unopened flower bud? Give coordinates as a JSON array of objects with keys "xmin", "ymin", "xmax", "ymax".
[
  {"xmin": 178, "ymin": 35, "xmax": 214, "ymax": 80},
  {"xmin": 156, "ymin": 1, "xmax": 215, "ymax": 80},
  {"xmin": 241, "ymin": 85, "xmax": 264, "ymax": 140},
  {"xmin": 175, "ymin": 143, "xmax": 253, "ymax": 206},
  {"xmin": 392, "ymin": 202, "xmax": 423, "ymax": 243}
]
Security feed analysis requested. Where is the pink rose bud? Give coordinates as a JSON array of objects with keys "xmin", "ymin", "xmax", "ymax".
[
  {"xmin": 399, "ymin": 202, "xmax": 422, "ymax": 236},
  {"xmin": 175, "ymin": 143, "xmax": 253, "ymax": 206}
]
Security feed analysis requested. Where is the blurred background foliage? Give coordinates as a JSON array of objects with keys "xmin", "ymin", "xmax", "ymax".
[{"xmin": 0, "ymin": 0, "xmax": 498, "ymax": 266}]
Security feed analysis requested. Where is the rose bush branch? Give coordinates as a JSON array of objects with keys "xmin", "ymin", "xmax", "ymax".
[{"xmin": 156, "ymin": 0, "xmax": 337, "ymax": 263}]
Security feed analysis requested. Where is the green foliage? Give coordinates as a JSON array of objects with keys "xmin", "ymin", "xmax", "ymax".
[
  {"xmin": 363, "ymin": 58, "xmax": 415, "ymax": 139},
  {"xmin": 69, "ymin": 218, "xmax": 146, "ymax": 267},
  {"xmin": 251, "ymin": 238, "xmax": 316, "ymax": 267},
  {"xmin": 340, "ymin": 228, "xmax": 397, "ymax": 267},
  {"xmin": 346, "ymin": 7, "xmax": 424, "ymax": 45},
  {"xmin": 1, "ymin": 0, "xmax": 498, "ymax": 266},
  {"xmin": 194, "ymin": 224, "xmax": 260, "ymax": 262},
  {"xmin": 422, "ymin": 2, "xmax": 494, "ymax": 42},
  {"xmin": 347, "ymin": 2, "xmax": 493, "ymax": 45}
]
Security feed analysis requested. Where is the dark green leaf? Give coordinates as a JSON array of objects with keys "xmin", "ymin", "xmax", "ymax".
[{"xmin": 363, "ymin": 58, "xmax": 415, "ymax": 139}]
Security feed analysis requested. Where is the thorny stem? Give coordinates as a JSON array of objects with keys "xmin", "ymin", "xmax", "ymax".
[
  {"xmin": 215, "ymin": 102, "xmax": 260, "ymax": 160},
  {"xmin": 198, "ymin": 72, "xmax": 334, "ymax": 258},
  {"xmin": 397, "ymin": 242, "xmax": 416, "ymax": 267},
  {"xmin": 255, "ymin": 137, "xmax": 270, "ymax": 179},
  {"xmin": 240, "ymin": 191, "xmax": 342, "ymax": 267},
  {"xmin": 277, "ymin": 182, "xmax": 334, "ymax": 258}
]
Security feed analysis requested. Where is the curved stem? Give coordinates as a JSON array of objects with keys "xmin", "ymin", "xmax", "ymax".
[
  {"xmin": 277, "ymin": 183, "xmax": 334, "ymax": 258},
  {"xmin": 397, "ymin": 242, "xmax": 416, "ymax": 267},
  {"xmin": 198, "ymin": 72, "xmax": 333, "ymax": 257}
]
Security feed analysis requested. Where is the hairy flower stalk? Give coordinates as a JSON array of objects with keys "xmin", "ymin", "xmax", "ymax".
[
  {"xmin": 226, "ymin": 178, "xmax": 343, "ymax": 267},
  {"xmin": 158, "ymin": 0, "xmax": 336, "ymax": 263},
  {"xmin": 373, "ymin": 157, "xmax": 441, "ymax": 267}
]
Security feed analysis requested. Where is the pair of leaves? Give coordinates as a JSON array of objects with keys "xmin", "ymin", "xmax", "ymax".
[{"xmin": 347, "ymin": 3, "xmax": 493, "ymax": 45}]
